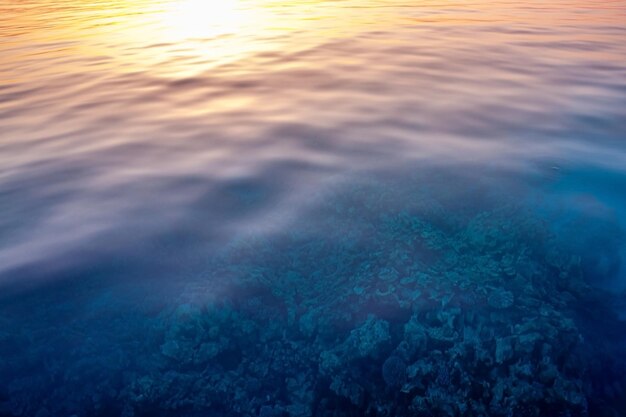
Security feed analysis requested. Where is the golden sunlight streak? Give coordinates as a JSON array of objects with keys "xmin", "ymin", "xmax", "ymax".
[
  {"xmin": 161, "ymin": 0, "xmax": 248, "ymax": 41},
  {"xmin": 113, "ymin": 0, "xmax": 281, "ymax": 78},
  {"xmin": 4, "ymin": 0, "xmax": 414, "ymax": 79}
]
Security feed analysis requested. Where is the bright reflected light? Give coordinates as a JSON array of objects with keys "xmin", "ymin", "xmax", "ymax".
[
  {"xmin": 162, "ymin": 0, "xmax": 247, "ymax": 40},
  {"xmin": 114, "ymin": 0, "xmax": 273, "ymax": 77},
  {"xmin": 4, "ymin": 0, "xmax": 400, "ymax": 79}
]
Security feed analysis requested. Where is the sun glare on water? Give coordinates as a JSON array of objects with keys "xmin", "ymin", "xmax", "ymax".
[
  {"xmin": 90, "ymin": 0, "xmax": 372, "ymax": 78},
  {"xmin": 73, "ymin": 0, "xmax": 279, "ymax": 78},
  {"xmin": 4, "ymin": 0, "xmax": 391, "ymax": 79},
  {"xmin": 138, "ymin": 0, "xmax": 270, "ymax": 77},
  {"xmin": 162, "ymin": 0, "xmax": 248, "ymax": 40}
]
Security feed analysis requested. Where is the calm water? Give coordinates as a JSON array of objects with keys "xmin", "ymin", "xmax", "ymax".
[{"xmin": 1, "ymin": 0, "xmax": 626, "ymax": 416}]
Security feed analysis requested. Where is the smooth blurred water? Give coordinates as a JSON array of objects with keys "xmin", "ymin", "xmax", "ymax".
[{"xmin": 1, "ymin": 1, "xmax": 626, "ymax": 416}]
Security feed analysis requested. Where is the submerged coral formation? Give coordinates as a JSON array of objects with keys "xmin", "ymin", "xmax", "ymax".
[{"xmin": 0, "ymin": 174, "xmax": 625, "ymax": 417}]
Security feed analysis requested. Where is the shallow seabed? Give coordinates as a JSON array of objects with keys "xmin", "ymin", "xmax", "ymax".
[{"xmin": 1, "ymin": 0, "xmax": 626, "ymax": 416}]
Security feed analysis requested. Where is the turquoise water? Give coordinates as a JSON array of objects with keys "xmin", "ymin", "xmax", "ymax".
[{"xmin": 1, "ymin": 0, "xmax": 626, "ymax": 416}]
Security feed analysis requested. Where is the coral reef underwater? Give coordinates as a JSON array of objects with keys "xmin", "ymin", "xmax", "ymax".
[{"xmin": 0, "ymin": 173, "xmax": 625, "ymax": 417}]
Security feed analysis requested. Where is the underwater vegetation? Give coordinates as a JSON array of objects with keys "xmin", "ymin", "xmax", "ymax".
[{"xmin": 0, "ymin": 173, "xmax": 625, "ymax": 417}]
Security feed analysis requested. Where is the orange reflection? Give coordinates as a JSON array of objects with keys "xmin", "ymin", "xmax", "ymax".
[{"xmin": 1, "ymin": 0, "xmax": 624, "ymax": 81}]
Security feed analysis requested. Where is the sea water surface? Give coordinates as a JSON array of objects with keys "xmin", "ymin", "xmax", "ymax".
[{"xmin": 1, "ymin": 0, "xmax": 626, "ymax": 416}]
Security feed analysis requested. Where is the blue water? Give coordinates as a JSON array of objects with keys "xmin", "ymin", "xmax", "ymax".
[{"xmin": 1, "ymin": 0, "xmax": 626, "ymax": 416}]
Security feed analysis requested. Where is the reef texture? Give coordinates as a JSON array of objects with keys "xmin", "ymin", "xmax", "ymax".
[{"xmin": 1, "ymin": 177, "xmax": 625, "ymax": 417}]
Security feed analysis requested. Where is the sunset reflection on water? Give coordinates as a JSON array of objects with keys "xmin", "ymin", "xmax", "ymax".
[
  {"xmin": 1, "ymin": 0, "xmax": 625, "ymax": 277},
  {"xmin": 1, "ymin": 0, "xmax": 626, "ymax": 416}
]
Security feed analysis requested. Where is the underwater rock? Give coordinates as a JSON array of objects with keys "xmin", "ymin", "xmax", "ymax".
[
  {"xmin": 403, "ymin": 315, "xmax": 428, "ymax": 355},
  {"xmin": 434, "ymin": 365, "xmax": 451, "ymax": 387},
  {"xmin": 426, "ymin": 325, "xmax": 458, "ymax": 343},
  {"xmin": 516, "ymin": 332, "xmax": 542, "ymax": 354},
  {"xmin": 319, "ymin": 350, "xmax": 341, "ymax": 374},
  {"xmin": 330, "ymin": 376, "xmax": 364, "ymax": 406},
  {"xmin": 299, "ymin": 310, "xmax": 318, "ymax": 337},
  {"xmin": 159, "ymin": 340, "xmax": 180, "ymax": 359},
  {"xmin": 488, "ymin": 289, "xmax": 514, "ymax": 309},
  {"xmin": 495, "ymin": 336, "xmax": 514, "ymax": 364},
  {"xmin": 258, "ymin": 405, "xmax": 285, "ymax": 417},
  {"xmin": 382, "ymin": 355, "xmax": 407, "ymax": 387},
  {"xmin": 406, "ymin": 359, "xmax": 435, "ymax": 384},
  {"xmin": 378, "ymin": 267, "xmax": 399, "ymax": 282},
  {"xmin": 285, "ymin": 374, "xmax": 314, "ymax": 416},
  {"xmin": 346, "ymin": 316, "xmax": 391, "ymax": 359}
]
